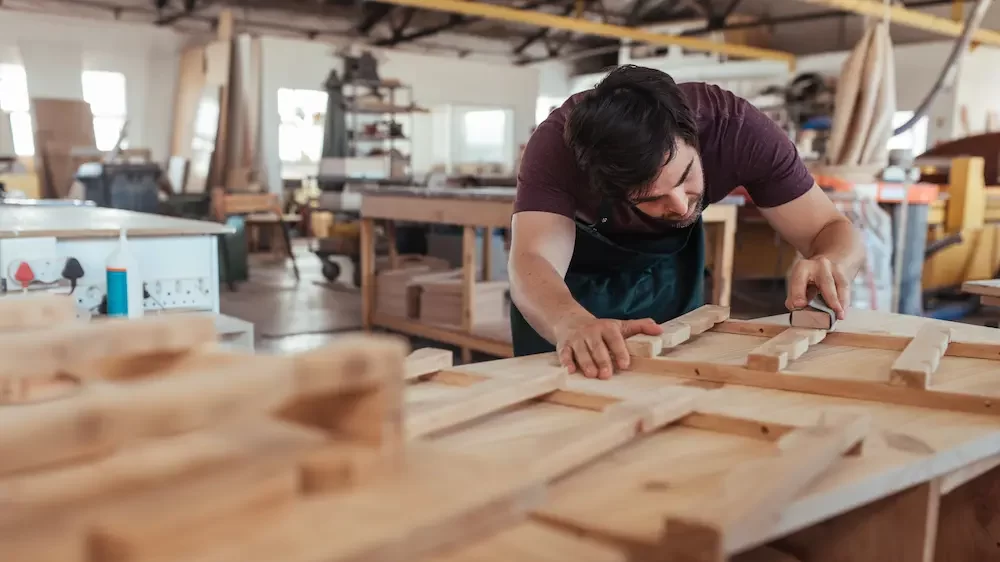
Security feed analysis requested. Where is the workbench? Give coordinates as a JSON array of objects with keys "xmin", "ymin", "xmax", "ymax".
[
  {"xmin": 0, "ymin": 205, "xmax": 234, "ymax": 319},
  {"xmin": 405, "ymin": 306, "xmax": 1000, "ymax": 561},
  {"xmin": 12, "ymin": 295, "xmax": 1000, "ymax": 562},
  {"xmin": 360, "ymin": 186, "xmax": 740, "ymax": 361}
]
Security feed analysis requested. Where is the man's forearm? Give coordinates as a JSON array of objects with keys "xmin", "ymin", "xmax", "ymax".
[
  {"xmin": 809, "ymin": 217, "xmax": 866, "ymax": 278},
  {"xmin": 509, "ymin": 252, "xmax": 592, "ymax": 343}
]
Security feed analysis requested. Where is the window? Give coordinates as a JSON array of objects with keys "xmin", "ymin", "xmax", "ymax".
[
  {"xmin": 430, "ymin": 105, "xmax": 515, "ymax": 174},
  {"xmin": 0, "ymin": 64, "xmax": 33, "ymax": 156},
  {"xmin": 535, "ymin": 96, "xmax": 563, "ymax": 125},
  {"xmin": 888, "ymin": 110, "xmax": 928, "ymax": 156},
  {"xmin": 82, "ymin": 70, "xmax": 127, "ymax": 151},
  {"xmin": 277, "ymin": 88, "xmax": 327, "ymax": 164}
]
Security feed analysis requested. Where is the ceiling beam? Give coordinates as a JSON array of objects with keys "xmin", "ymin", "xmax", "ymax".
[
  {"xmin": 372, "ymin": 0, "xmax": 797, "ymax": 67},
  {"xmin": 790, "ymin": 0, "xmax": 1000, "ymax": 46},
  {"xmin": 375, "ymin": 0, "xmax": 547, "ymax": 47}
]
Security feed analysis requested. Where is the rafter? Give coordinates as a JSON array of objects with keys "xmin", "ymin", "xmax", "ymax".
[
  {"xmin": 790, "ymin": 0, "xmax": 1000, "ymax": 47},
  {"xmin": 375, "ymin": 0, "xmax": 796, "ymax": 66}
]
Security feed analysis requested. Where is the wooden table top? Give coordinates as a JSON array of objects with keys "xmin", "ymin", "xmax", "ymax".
[
  {"xmin": 0, "ymin": 206, "xmax": 232, "ymax": 239},
  {"xmin": 361, "ymin": 185, "xmax": 745, "ymax": 207},
  {"xmin": 415, "ymin": 308, "xmax": 1000, "ymax": 557}
]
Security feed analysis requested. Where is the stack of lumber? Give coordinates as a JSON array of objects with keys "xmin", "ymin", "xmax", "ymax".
[
  {"xmin": 419, "ymin": 279, "xmax": 509, "ymax": 328},
  {"xmin": 0, "ymin": 294, "xmax": 543, "ymax": 562},
  {"xmin": 374, "ymin": 255, "xmax": 451, "ymax": 319}
]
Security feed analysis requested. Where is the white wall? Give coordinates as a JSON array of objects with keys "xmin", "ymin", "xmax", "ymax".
[
  {"xmin": 259, "ymin": 35, "xmax": 540, "ymax": 192},
  {"xmin": 954, "ymin": 47, "xmax": 1000, "ymax": 137},
  {"xmin": 0, "ymin": 10, "xmax": 185, "ymax": 161}
]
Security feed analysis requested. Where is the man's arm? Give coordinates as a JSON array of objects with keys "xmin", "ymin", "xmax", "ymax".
[
  {"xmin": 508, "ymin": 211, "xmax": 662, "ymax": 378},
  {"xmin": 508, "ymin": 211, "xmax": 586, "ymax": 342},
  {"xmin": 758, "ymin": 184, "xmax": 866, "ymax": 317}
]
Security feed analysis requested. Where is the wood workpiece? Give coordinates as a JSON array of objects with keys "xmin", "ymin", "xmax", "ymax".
[{"xmin": 10, "ymin": 294, "xmax": 1000, "ymax": 562}]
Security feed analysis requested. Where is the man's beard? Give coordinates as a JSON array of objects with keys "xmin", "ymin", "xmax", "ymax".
[{"xmin": 657, "ymin": 191, "xmax": 704, "ymax": 228}]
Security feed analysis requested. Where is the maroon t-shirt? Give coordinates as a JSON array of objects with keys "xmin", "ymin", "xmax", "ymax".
[{"xmin": 514, "ymin": 82, "xmax": 814, "ymax": 233}]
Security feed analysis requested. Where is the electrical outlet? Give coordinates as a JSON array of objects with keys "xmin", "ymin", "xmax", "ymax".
[
  {"xmin": 144, "ymin": 277, "xmax": 213, "ymax": 311},
  {"xmin": 76, "ymin": 285, "xmax": 104, "ymax": 312}
]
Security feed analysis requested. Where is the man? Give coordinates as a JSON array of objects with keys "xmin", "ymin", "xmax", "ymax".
[{"xmin": 508, "ymin": 65, "xmax": 865, "ymax": 379}]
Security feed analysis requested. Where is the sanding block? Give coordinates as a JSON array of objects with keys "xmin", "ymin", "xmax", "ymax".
[{"xmin": 790, "ymin": 296, "xmax": 837, "ymax": 331}]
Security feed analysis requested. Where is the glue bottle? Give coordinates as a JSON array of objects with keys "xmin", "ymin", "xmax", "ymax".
[{"xmin": 106, "ymin": 229, "xmax": 143, "ymax": 318}]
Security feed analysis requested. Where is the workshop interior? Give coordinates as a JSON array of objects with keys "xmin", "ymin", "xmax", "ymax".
[{"xmin": 4, "ymin": 1, "xmax": 1000, "ymax": 561}]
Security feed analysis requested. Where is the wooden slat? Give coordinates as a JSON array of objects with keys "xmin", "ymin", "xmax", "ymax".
[
  {"xmin": 627, "ymin": 305, "xmax": 730, "ymax": 357},
  {"xmin": 656, "ymin": 414, "xmax": 869, "ymax": 560},
  {"xmin": 713, "ymin": 320, "xmax": 1000, "ymax": 361},
  {"xmin": 629, "ymin": 356, "xmax": 1000, "ymax": 417},
  {"xmin": 0, "ymin": 337, "xmax": 406, "ymax": 476},
  {"xmin": 407, "ymin": 373, "xmax": 565, "ymax": 438},
  {"xmin": 745, "ymin": 328, "xmax": 826, "ymax": 371},
  {"xmin": 0, "ymin": 314, "xmax": 218, "ymax": 382},
  {"xmin": 405, "ymin": 348, "xmax": 454, "ymax": 380},
  {"xmin": 890, "ymin": 325, "xmax": 952, "ymax": 389}
]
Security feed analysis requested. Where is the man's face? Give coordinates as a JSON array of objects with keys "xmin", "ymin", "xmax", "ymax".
[{"xmin": 629, "ymin": 141, "xmax": 704, "ymax": 227}]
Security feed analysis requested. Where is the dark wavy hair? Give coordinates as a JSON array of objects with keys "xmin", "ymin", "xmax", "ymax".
[{"xmin": 564, "ymin": 65, "xmax": 698, "ymax": 202}]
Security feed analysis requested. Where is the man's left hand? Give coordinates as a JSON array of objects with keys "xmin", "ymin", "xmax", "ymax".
[{"xmin": 785, "ymin": 256, "xmax": 849, "ymax": 320}]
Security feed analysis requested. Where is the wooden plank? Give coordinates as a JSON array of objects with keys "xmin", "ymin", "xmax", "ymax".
[
  {"xmin": 525, "ymin": 392, "xmax": 702, "ymax": 482},
  {"xmin": 776, "ymin": 481, "xmax": 940, "ymax": 562},
  {"xmin": 153, "ymin": 446, "xmax": 545, "ymax": 562},
  {"xmin": 890, "ymin": 325, "xmax": 952, "ymax": 389},
  {"xmin": 626, "ymin": 305, "xmax": 730, "ymax": 357},
  {"xmin": 89, "ymin": 459, "xmax": 301, "ymax": 562},
  {"xmin": 360, "ymin": 218, "xmax": 375, "ymax": 331},
  {"xmin": 0, "ymin": 420, "xmax": 324, "ymax": 521},
  {"xmin": 427, "ymin": 521, "xmax": 629, "ymax": 562},
  {"xmin": 405, "ymin": 348, "xmax": 454, "ymax": 380},
  {"xmin": 361, "ymin": 194, "xmax": 514, "ymax": 228},
  {"xmin": 0, "ymin": 293, "xmax": 78, "ymax": 332},
  {"xmin": 681, "ymin": 412, "xmax": 797, "ymax": 442},
  {"xmin": 0, "ymin": 337, "xmax": 406, "ymax": 476},
  {"xmin": 746, "ymin": 328, "xmax": 826, "ymax": 372},
  {"xmin": 0, "ymin": 314, "xmax": 218, "ymax": 382},
  {"xmin": 655, "ymin": 414, "xmax": 869, "ymax": 561},
  {"xmin": 714, "ymin": 320, "xmax": 1000, "ymax": 362},
  {"xmin": 792, "ymin": 0, "xmax": 1000, "ymax": 47},
  {"xmin": 629, "ymin": 356, "xmax": 1000, "ymax": 417},
  {"xmin": 407, "ymin": 373, "xmax": 565, "ymax": 438}
]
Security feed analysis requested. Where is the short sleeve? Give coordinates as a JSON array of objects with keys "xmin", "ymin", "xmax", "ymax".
[
  {"xmin": 736, "ymin": 101, "xmax": 815, "ymax": 208},
  {"xmin": 513, "ymin": 122, "xmax": 580, "ymax": 218}
]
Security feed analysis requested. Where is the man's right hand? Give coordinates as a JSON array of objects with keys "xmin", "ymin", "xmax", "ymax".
[{"xmin": 553, "ymin": 316, "xmax": 664, "ymax": 379}]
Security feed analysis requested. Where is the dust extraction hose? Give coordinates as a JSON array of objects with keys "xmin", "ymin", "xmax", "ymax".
[{"xmin": 893, "ymin": 0, "xmax": 994, "ymax": 136}]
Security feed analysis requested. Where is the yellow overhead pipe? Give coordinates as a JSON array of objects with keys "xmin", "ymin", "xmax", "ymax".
[
  {"xmin": 792, "ymin": 0, "xmax": 1000, "ymax": 47},
  {"xmin": 376, "ymin": 0, "xmax": 797, "ymax": 68}
]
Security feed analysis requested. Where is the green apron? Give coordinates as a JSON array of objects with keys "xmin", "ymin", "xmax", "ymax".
[{"xmin": 510, "ymin": 200, "xmax": 706, "ymax": 356}]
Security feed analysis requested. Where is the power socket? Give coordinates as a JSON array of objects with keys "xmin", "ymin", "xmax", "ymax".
[{"xmin": 144, "ymin": 277, "xmax": 213, "ymax": 311}]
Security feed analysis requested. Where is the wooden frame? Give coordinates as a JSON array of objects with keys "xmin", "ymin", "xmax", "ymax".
[
  {"xmin": 403, "ymin": 306, "xmax": 1000, "ymax": 562},
  {"xmin": 360, "ymin": 189, "xmax": 740, "ymax": 362}
]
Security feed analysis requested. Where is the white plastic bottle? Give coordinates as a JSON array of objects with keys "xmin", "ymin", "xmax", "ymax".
[{"xmin": 106, "ymin": 229, "xmax": 144, "ymax": 318}]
